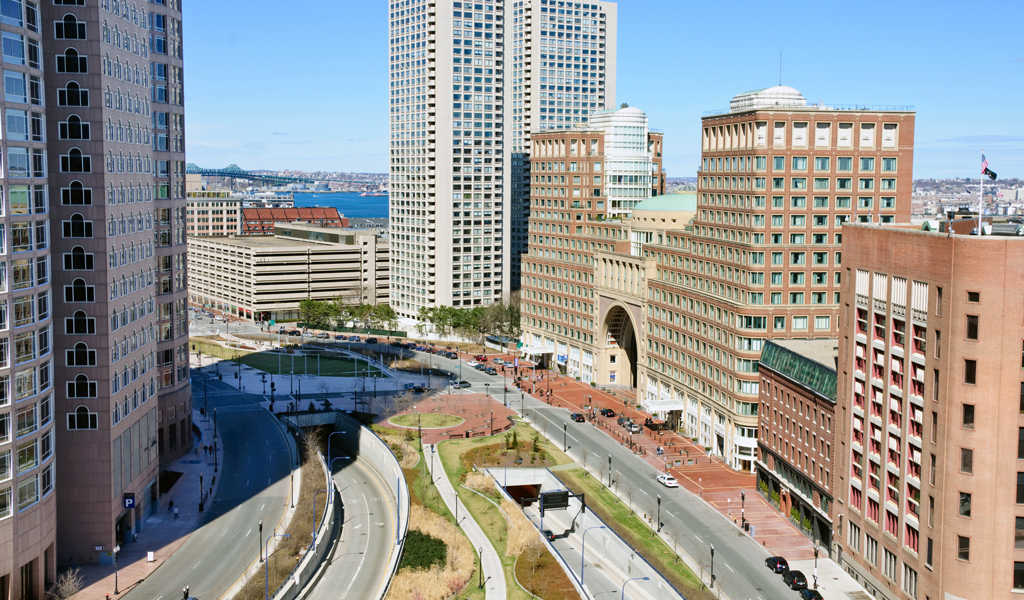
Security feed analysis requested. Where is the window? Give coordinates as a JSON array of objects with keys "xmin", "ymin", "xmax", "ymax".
[
  {"xmin": 1020, "ymin": 427, "xmax": 1024, "ymax": 460},
  {"xmin": 773, "ymin": 156, "xmax": 785, "ymax": 170},
  {"xmin": 1016, "ymin": 517, "xmax": 1024, "ymax": 550},
  {"xmin": 62, "ymin": 214, "xmax": 92, "ymax": 238},
  {"xmin": 66, "ymin": 374, "xmax": 96, "ymax": 398},
  {"xmin": 55, "ymin": 48, "xmax": 86, "ymax": 73},
  {"xmin": 54, "ymin": 14, "xmax": 86, "ymax": 39},
  {"xmin": 959, "ymin": 491, "xmax": 971, "ymax": 517},
  {"xmin": 64, "ymin": 310, "xmax": 95, "ymax": 335},
  {"xmin": 865, "ymin": 535, "xmax": 878, "ymax": 565},
  {"xmin": 964, "ymin": 359, "xmax": 976, "ymax": 384},
  {"xmin": 860, "ymin": 157, "xmax": 875, "ymax": 172},
  {"xmin": 63, "ymin": 246, "xmax": 93, "ymax": 270},
  {"xmin": 957, "ymin": 535, "xmax": 970, "ymax": 561},
  {"xmin": 66, "ymin": 342, "xmax": 95, "ymax": 366},
  {"xmin": 1015, "ymin": 563, "xmax": 1024, "ymax": 590},
  {"xmin": 967, "ymin": 291, "xmax": 980, "ymax": 303},
  {"xmin": 961, "ymin": 448, "xmax": 973, "ymax": 474},
  {"xmin": 59, "ymin": 116, "xmax": 90, "ymax": 140},
  {"xmin": 61, "ymin": 181, "xmax": 91, "ymax": 205},
  {"xmin": 965, "ymin": 315, "xmax": 979, "ymax": 340},
  {"xmin": 883, "ymin": 548, "xmax": 896, "ymax": 580},
  {"xmin": 66, "ymin": 405, "xmax": 97, "ymax": 429},
  {"xmin": 1019, "ymin": 472, "xmax": 1024, "ymax": 504},
  {"xmin": 792, "ymin": 156, "xmax": 807, "ymax": 170},
  {"xmin": 902, "ymin": 564, "xmax": 918, "ymax": 599},
  {"xmin": 60, "ymin": 148, "xmax": 91, "ymax": 172},
  {"xmin": 882, "ymin": 157, "xmax": 897, "ymax": 172},
  {"xmin": 814, "ymin": 156, "xmax": 830, "ymax": 171},
  {"xmin": 962, "ymin": 404, "xmax": 974, "ymax": 429},
  {"xmin": 2, "ymin": 32, "xmax": 25, "ymax": 65},
  {"xmin": 63, "ymin": 278, "xmax": 94, "ymax": 302}
]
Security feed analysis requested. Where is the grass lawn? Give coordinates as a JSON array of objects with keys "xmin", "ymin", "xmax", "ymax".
[
  {"xmin": 192, "ymin": 338, "xmax": 383, "ymax": 377},
  {"xmin": 437, "ymin": 422, "xmax": 580, "ymax": 600},
  {"xmin": 390, "ymin": 413, "xmax": 465, "ymax": 428},
  {"xmin": 555, "ymin": 468, "xmax": 715, "ymax": 600}
]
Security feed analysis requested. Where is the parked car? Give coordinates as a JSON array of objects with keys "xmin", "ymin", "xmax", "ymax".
[
  {"xmin": 334, "ymin": 335, "xmax": 347, "ymax": 340},
  {"xmin": 390, "ymin": 341, "xmax": 404, "ymax": 347},
  {"xmin": 628, "ymin": 423, "xmax": 642, "ymax": 433},
  {"xmin": 347, "ymin": 336, "xmax": 361, "ymax": 342},
  {"xmin": 316, "ymin": 332, "xmax": 330, "ymax": 339},
  {"xmin": 365, "ymin": 338, "xmax": 379, "ymax": 344},
  {"xmin": 405, "ymin": 342, "xmax": 418, "ymax": 349},
  {"xmin": 452, "ymin": 381, "xmax": 471, "ymax": 389},
  {"xmin": 656, "ymin": 473, "xmax": 679, "ymax": 487},
  {"xmin": 485, "ymin": 368, "xmax": 497, "ymax": 376},
  {"xmin": 474, "ymin": 355, "xmax": 488, "ymax": 362},
  {"xmin": 467, "ymin": 361, "xmax": 480, "ymax": 368},
  {"xmin": 570, "ymin": 413, "xmax": 585, "ymax": 423},
  {"xmin": 765, "ymin": 556, "xmax": 790, "ymax": 573},
  {"xmin": 798, "ymin": 590, "xmax": 824, "ymax": 600},
  {"xmin": 617, "ymin": 416, "xmax": 632, "ymax": 427},
  {"xmin": 474, "ymin": 363, "xmax": 487, "ymax": 371},
  {"xmin": 493, "ymin": 358, "xmax": 505, "ymax": 365},
  {"xmin": 782, "ymin": 570, "xmax": 808, "ymax": 591},
  {"xmin": 287, "ymin": 330, "xmax": 301, "ymax": 337},
  {"xmin": 600, "ymin": 408, "xmax": 616, "ymax": 417},
  {"xmin": 410, "ymin": 386, "xmax": 426, "ymax": 393}
]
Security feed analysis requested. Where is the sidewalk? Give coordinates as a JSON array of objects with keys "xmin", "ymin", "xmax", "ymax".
[
  {"xmin": 381, "ymin": 392, "xmax": 519, "ymax": 445},
  {"xmin": 70, "ymin": 410, "xmax": 222, "ymax": 600},
  {"xmin": 424, "ymin": 443, "xmax": 506, "ymax": 600}
]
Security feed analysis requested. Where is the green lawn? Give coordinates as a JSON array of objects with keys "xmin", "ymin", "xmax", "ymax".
[
  {"xmin": 192, "ymin": 338, "xmax": 383, "ymax": 377},
  {"xmin": 390, "ymin": 413, "xmax": 465, "ymax": 428}
]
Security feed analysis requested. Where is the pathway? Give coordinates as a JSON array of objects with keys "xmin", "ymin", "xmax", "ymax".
[
  {"xmin": 424, "ymin": 443, "xmax": 507, "ymax": 600},
  {"xmin": 382, "ymin": 392, "xmax": 519, "ymax": 445}
]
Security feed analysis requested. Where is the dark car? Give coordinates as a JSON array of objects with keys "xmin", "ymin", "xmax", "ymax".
[
  {"xmin": 798, "ymin": 590, "xmax": 824, "ymax": 600},
  {"xmin": 782, "ymin": 570, "xmax": 807, "ymax": 590},
  {"xmin": 765, "ymin": 556, "xmax": 790, "ymax": 573},
  {"xmin": 334, "ymin": 335, "xmax": 347, "ymax": 340},
  {"xmin": 410, "ymin": 386, "xmax": 426, "ymax": 393},
  {"xmin": 287, "ymin": 330, "xmax": 301, "ymax": 337},
  {"xmin": 474, "ymin": 363, "xmax": 487, "ymax": 371},
  {"xmin": 485, "ymin": 368, "xmax": 497, "ymax": 376},
  {"xmin": 617, "ymin": 415, "xmax": 632, "ymax": 427},
  {"xmin": 365, "ymin": 338, "xmax": 379, "ymax": 344},
  {"xmin": 543, "ymin": 529, "xmax": 555, "ymax": 542},
  {"xmin": 390, "ymin": 341, "xmax": 404, "ymax": 347},
  {"xmin": 570, "ymin": 413, "xmax": 585, "ymax": 423},
  {"xmin": 600, "ymin": 408, "xmax": 616, "ymax": 417}
]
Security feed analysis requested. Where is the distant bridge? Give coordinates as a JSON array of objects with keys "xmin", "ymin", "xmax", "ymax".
[{"xmin": 185, "ymin": 163, "xmax": 380, "ymax": 185}]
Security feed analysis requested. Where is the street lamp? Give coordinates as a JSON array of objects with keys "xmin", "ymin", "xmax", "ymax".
[
  {"xmin": 326, "ymin": 431, "xmax": 348, "ymax": 468},
  {"xmin": 563, "ymin": 423, "xmax": 567, "ymax": 452},
  {"xmin": 741, "ymin": 489, "xmax": 746, "ymax": 528},
  {"xmin": 113, "ymin": 544, "xmax": 121, "ymax": 594},
  {"xmin": 607, "ymin": 455, "xmax": 612, "ymax": 487},
  {"xmin": 478, "ymin": 546, "xmax": 484, "ymax": 590},
  {"xmin": 657, "ymin": 494, "xmax": 662, "ymax": 532},
  {"xmin": 416, "ymin": 405, "xmax": 422, "ymax": 447},
  {"xmin": 581, "ymin": 525, "xmax": 606, "ymax": 588},
  {"xmin": 182, "ymin": 584, "xmax": 189, "ymax": 600},
  {"xmin": 709, "ymin": 543, "xmax": 715, "ymax": 588},
  {"xmin": 264, "ymin": 534, "xmax": 291, "ymax": 600},
  {"xmin": 258, "ymin": 519, "xmax": 264, "ymax": 562},
  {"xmin": 503, "ymin": 458, "xmax": 522, "ymax": 489},
  {"xmin": 814, "ymin": 545, "xmax": 819, "ymax": 589},
  {"xmin": 621, "ymin": 576, "xmax": 649, "ymax": 600}
]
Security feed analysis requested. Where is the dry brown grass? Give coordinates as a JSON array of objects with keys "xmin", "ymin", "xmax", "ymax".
[
  {"xmin": 464, "ymin": 472, "xmax": 495, "ymax": 495},
  {"xmin": 386, "ymin": 504, "xmax": 475, "ymax": 600},
  {"xmin": 503, "ymin": 499, "xmax": 541, "ymax": 558}
]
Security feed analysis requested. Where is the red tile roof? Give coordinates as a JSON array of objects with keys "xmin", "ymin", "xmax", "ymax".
[{"xmin": 239, "ymin": 207, "xmax": 348, "ymax": 234}]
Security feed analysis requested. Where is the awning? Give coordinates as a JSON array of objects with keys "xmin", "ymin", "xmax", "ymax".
[
  {"xmin": 520, "ymin": 346, "xmax": 554, "ymax": 355},
  {"xmin": 640, "ymin": 397, "xmax": 688, "ymax": 413}
]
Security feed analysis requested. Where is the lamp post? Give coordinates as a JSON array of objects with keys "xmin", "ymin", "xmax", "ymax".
[
  {"xmin": 563, "ymin": 423, "xmax": 567, "ymax": 452},
  {"xmin": 490, "ymin": 408, "xmax": 493, "ymax": 435},
  {"xmin": 213, "ymin": 408, "xmax": 218, "ymax": 473},
  {"xmin": 657, "ymin": 494, "xmax": 662, "ymax": 532},
  {"xmin": 709, "ymin": 543, "xmax": 715, "ymax": 588},
  {"xmin": 264, "ymin": 534, "xmax": 290, "ymax": 600},
  {"xmin": 607, "ymin": 455, "xmax": 612, "ymax": 487},
  {"xmin": 503, "ymin": 381, "xmax": 507, "ymax": 407},
  {"xmin": 503, "ymin": 458, "xmax": 522, "ymax": 489},
  {"xmin": 258, "ymin": 519, "xmax": 263, "ymax": 562},
  {"xmin": 621, "ymin": 576, "xmax": 649, "ymax": 600},
  {"xmin": 580, "ymin": 525, "xmax": 606, "ymax": 588},
  {"xmin": 182, "ymin": 584, "xmax": 189, "ymax": 600},
  {"xmin": 741, "ymin": 490, "xmax": 746, "ymax": 528},
  {"xmin": 113, "ymin": 544, "xmax": 121, "ymax": 594},
  {"xmin": 199, "ymin": 472, "xmax": 204, "ymax": 512},
  {"xmin": 478, "ymin": 546, "xmax": 484, "ymax": 590},
  {"xmin": 814, "ymin": 546, "xmax": 819, "ymax": 589},
  {"xmin": 326, "ymin": 431, "xmax": 348, "ymax": 468},
  {"xmin": 416, "ymin": 406, "xmax": 422, "ymax": 448}
]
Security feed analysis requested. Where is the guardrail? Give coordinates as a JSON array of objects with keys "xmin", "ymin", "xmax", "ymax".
[{"xmin": 270, "ymin": 421, "xmax": 339, "ymax": 600}]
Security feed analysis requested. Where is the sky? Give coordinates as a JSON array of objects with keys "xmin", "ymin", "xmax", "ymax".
[{"xmin": 182, "ymin": 0, "xmax": 1024, "ymax": 180}]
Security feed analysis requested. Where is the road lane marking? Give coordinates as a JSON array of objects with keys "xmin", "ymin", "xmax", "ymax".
[
  {"xmin": 260, "ymin": 503, "xmax": 265, "ymax": 511},
  {"xmin": 192, "ymin": 560, "xmax": 203, "ymax": 570},
  {"xmin": 220, "ymin": 529, "xmax": 226, "ymax": 537},
  {"xmin": 694, "ymin": 535, "xmax": 704, "ymax": 543},
  {"xmin": 666, "ymin": 510, "xmax": 675, "ymax": 518},
  {"xmin": 246, "ymin": 529, "xmax": 251, "ymax": 537},
  {"xmin": 639, "ymin": 489, "xmax": 649, "ymax": 496},
  {"xmin": 725, "ymin": 562, "xmax": 734, "ymax": 572}
]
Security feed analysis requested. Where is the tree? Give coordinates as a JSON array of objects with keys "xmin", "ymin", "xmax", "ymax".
[
  {"xmin": 373, "ymin": 303, "xmax": 398, "ymax": 331},
  {"xmin": 623, "ymin": 477, "xmax": 637, "ymax": 515},
  {"xmin": 48, "ymin": 568, "xmax": 83, "ymax": 600},
  {"xmin": 299, "ymin": 298, "xmax": 332, "ymax": 330},
  {"xmin": 581, "ymin": 442, "xmax": 592, "ymax": 477}
]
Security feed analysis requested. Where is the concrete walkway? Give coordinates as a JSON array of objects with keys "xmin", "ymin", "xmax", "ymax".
[{"xmin": 424, "ymin": 443, "xmax": 506, "ymax": 600}]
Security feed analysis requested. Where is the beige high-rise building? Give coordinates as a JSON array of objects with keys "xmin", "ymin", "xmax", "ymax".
[
  {"xmin": 44, "ymin": 0, "xmax": 190, "ymax": 564},
  {"xmin": 388, "ymin": 0, "xmax": 617, "ymax": 318}
]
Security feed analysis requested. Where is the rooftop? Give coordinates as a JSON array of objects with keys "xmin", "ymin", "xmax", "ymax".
[
  {"xmin": 703, "ymin": 85, "xmax": 914, "ymax": 117},
  {"xmin": 759, "ymin": 339, "xmax": 839, "ymax": 401},
  {"xmin": 631, "ymin": 192, "xmax": 697, "ymax": 213}
]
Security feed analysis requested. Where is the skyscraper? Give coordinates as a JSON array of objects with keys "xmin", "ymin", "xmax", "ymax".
[
  {"xmin": 0, "ymin": 2, "xmax": 57, "ymax": 595},
  {"xmin": 43, "ymin": 0, "xmax": 190, "ymax": 563},
  {"xmin": 388, "ymin": 0, "xmax": 616, "ymax": 318}
]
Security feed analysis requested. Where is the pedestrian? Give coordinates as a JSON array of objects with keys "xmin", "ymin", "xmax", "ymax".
[
  {"xmin": 168, "ymin": 499, "xmax": 174, "ymax": 513},
  {"xmin": 174, "ymin": 506, "xmax": 179, "ymax": 520}
]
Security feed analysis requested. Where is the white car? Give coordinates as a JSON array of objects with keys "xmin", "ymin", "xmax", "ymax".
[
  {"xmin": 657, "ymin": 473, "xmax": 679, "ymax": 488},
  {"xmin": 466, "ymin": 360, "xmax": 480, "ymax": 367},
  {"xmin": 493, "ymin": 358, "xmax": 505, "ymax": 365}
]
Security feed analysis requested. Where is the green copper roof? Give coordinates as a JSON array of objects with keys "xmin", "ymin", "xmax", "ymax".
[
  {"xmin": 632, "ymin": 192, "xmax": 697, "ymax": 213},
  {"xmin": 759, "ymin": 340, "xmax": 838, "ymax": 402}
]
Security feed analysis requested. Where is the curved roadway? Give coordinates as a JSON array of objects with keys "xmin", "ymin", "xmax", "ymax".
[{"xmin": 124, "ymin": 371, "xmax": 293, "ymax": 600}]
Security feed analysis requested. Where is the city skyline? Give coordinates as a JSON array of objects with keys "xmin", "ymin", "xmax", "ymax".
[{"xmin": 184, "ymin": 0, "xmax": 1024, "ymax": 179}]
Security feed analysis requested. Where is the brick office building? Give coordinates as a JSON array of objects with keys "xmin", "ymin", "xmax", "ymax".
[
  {"xmin": 834, "ymin": 224, "xmax": 1024, "ymax": 600},
  {"xmin": 757, "ymin": 339, "xmax": 838, "ymax": 550}
]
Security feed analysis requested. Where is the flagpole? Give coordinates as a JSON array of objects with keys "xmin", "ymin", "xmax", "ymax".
[{"xmin": 979, "ymin": 149, "xmax": 984, "ymax": 236}]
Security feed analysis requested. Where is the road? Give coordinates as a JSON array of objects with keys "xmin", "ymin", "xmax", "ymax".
[
  {"xmin": 527, "ymin": 404, "xmax": 801, "ymax": 600},
  {"xmin": 124, "ymin": 371, "xmax": 293, "ymax": 600},
  {"xmin": 306, "ymin": 457, "xmax": 395, "ymax": 600}
]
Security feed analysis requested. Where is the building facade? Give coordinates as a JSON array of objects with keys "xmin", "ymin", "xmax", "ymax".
[
  {"xmin": 507, "ymin": 0, "xmax": 616, "ymax": 289},
  {"xmin": 45, "ymin": 0, "xmax": 190, "ymax": 564},
  {"xmin": 0, "ymin": 1, "xmax": 57, "ymax": 596},
  {"xmin": 188, "ymin": 224, "xmax": 389, "ymax": 322},
  {"xmin": 756, "ymin": 339, "xmax": 838, "ymax": 550},
  {"xmin": 834, "ymin": 224, "xmax": 1024, "ymax": 600}
]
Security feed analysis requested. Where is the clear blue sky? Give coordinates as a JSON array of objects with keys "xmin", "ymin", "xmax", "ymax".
[{"xmin": 183, "ymin": 0, "xmax": 1024, "ymax": 180}]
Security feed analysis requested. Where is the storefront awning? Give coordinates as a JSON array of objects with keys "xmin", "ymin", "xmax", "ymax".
[
  {"xmin": 520, "ymin": 346, "xmax": 554, "ymax": 355},
  {"xmin": 641, "ymin": 397, "xmax": 688, "ymax": 413}
]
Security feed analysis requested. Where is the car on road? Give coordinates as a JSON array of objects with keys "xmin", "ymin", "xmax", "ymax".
[
  {"xmin": 656, "ymin": 473, "xmax": 679, "ymax": 487},
  {"xmin": 570, "ymin": 413, "xmax": 585, "ymax": 422},
  {"xmin": 452, "ymin": 381, "xmax": 471, "ymax": 389},
  {"xmin": 467, "ymin": 361, "xmax": 480, "ymax": 367},
  {"xmin": 347, "ymin": 336, "xmax": 361, "ymax": 342},
  {"xmin": 303, "ymin": 332, "xmax": 315, "ymax": 338},
  {"xmin": 600, "ymin": 408, "xmax": 616, "ymax": 417},
  {"xmin": 287, "ymin": 330, "xmax": 301, "ymax": 337},
  {"xmin": 474, "ymin": 355, "xmax": 488, "ymax": 362},
  {"xmin": 493, "ymin": 358, "xmax": 504, "ymax": 365},
  {"xmin": 543, "ymin": 529, "xmax": 555, "ymax": 542},
  {"xmin": 364, "ymin": 338, "xmax": 379, "ymax": 344},
  {"xmin": 783, "ymin": 570, "xmax": 808, "ymax": 590},
  {"xmin": 316, "ymin": 332, "xmax": 330, "ymax": 339},
  {"xmin": 410, "ymin": 386, "xmax": 427, "ymax": 393},
  {"xmin": 798, "ymin": 590, "xmax": 824, "ymax": 600},
  {"xmin": 474, "ymin": 363, "xmax": 487, "ymax": 371},
  {"xmin": 334, "ymin": 335, "xmax": 347, "ymax": 340},
  {"xmin": 390, "ymin": 341, "xmax": 404, "ymax": 347},
  {"xmin": 485, "ymin": 367, "xmax": 497, "ymax": 375},
  {"xmin": 765, "ymin": 556, "xmax": 790, "ymax": 573}
]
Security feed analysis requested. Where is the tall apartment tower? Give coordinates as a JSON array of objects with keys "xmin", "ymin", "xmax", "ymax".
[
  {"xmin": 679, "ymin": 87, "xmax": 914, "ymax": 469},
  {"xmin": 835, "ymin": 224, "xmax": 1024, "ymax": 600},
  {"xmin": 43, "ymin": 0, "xmax": 190, "ymax": 563},
  {"xmin": 388, "ymin": 0, "xmax": 616, "ymax": 317},
  {"xmin": 507, "ymin": 0, "xmax": 616, "ymax": 289},
  {"xmin": 0, "ymin": 2, "xmax": 58, "ymax": 597}
]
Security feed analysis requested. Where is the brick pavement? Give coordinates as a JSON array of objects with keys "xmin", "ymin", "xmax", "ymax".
[{"xmin": 380, "ymin": 391, "xmax": 519, "ymax": 445}]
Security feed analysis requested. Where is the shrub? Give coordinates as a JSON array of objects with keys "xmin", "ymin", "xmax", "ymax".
[{"xmin": 400, "ymin": 530, "xmax": 448, "ymax": 571}]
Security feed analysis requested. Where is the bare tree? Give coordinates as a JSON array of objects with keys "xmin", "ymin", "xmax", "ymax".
[
  {"xmin": 523, "ymin": 538, "xmax": 545, "ymax": 576},
  {"xmin": 665, "ymin": 522, "xmax": 684, "ymax": 563},
  {"xmin": 580, "ymin": 442, "xmax": 592, "ymax": 477},
  {"xmin": 623, "ymin": 477, "xmax": 637, "ymax": 515},
  {"xmin": 48, "ymin": 568, "xmax": 83, "ymax": 600}
]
